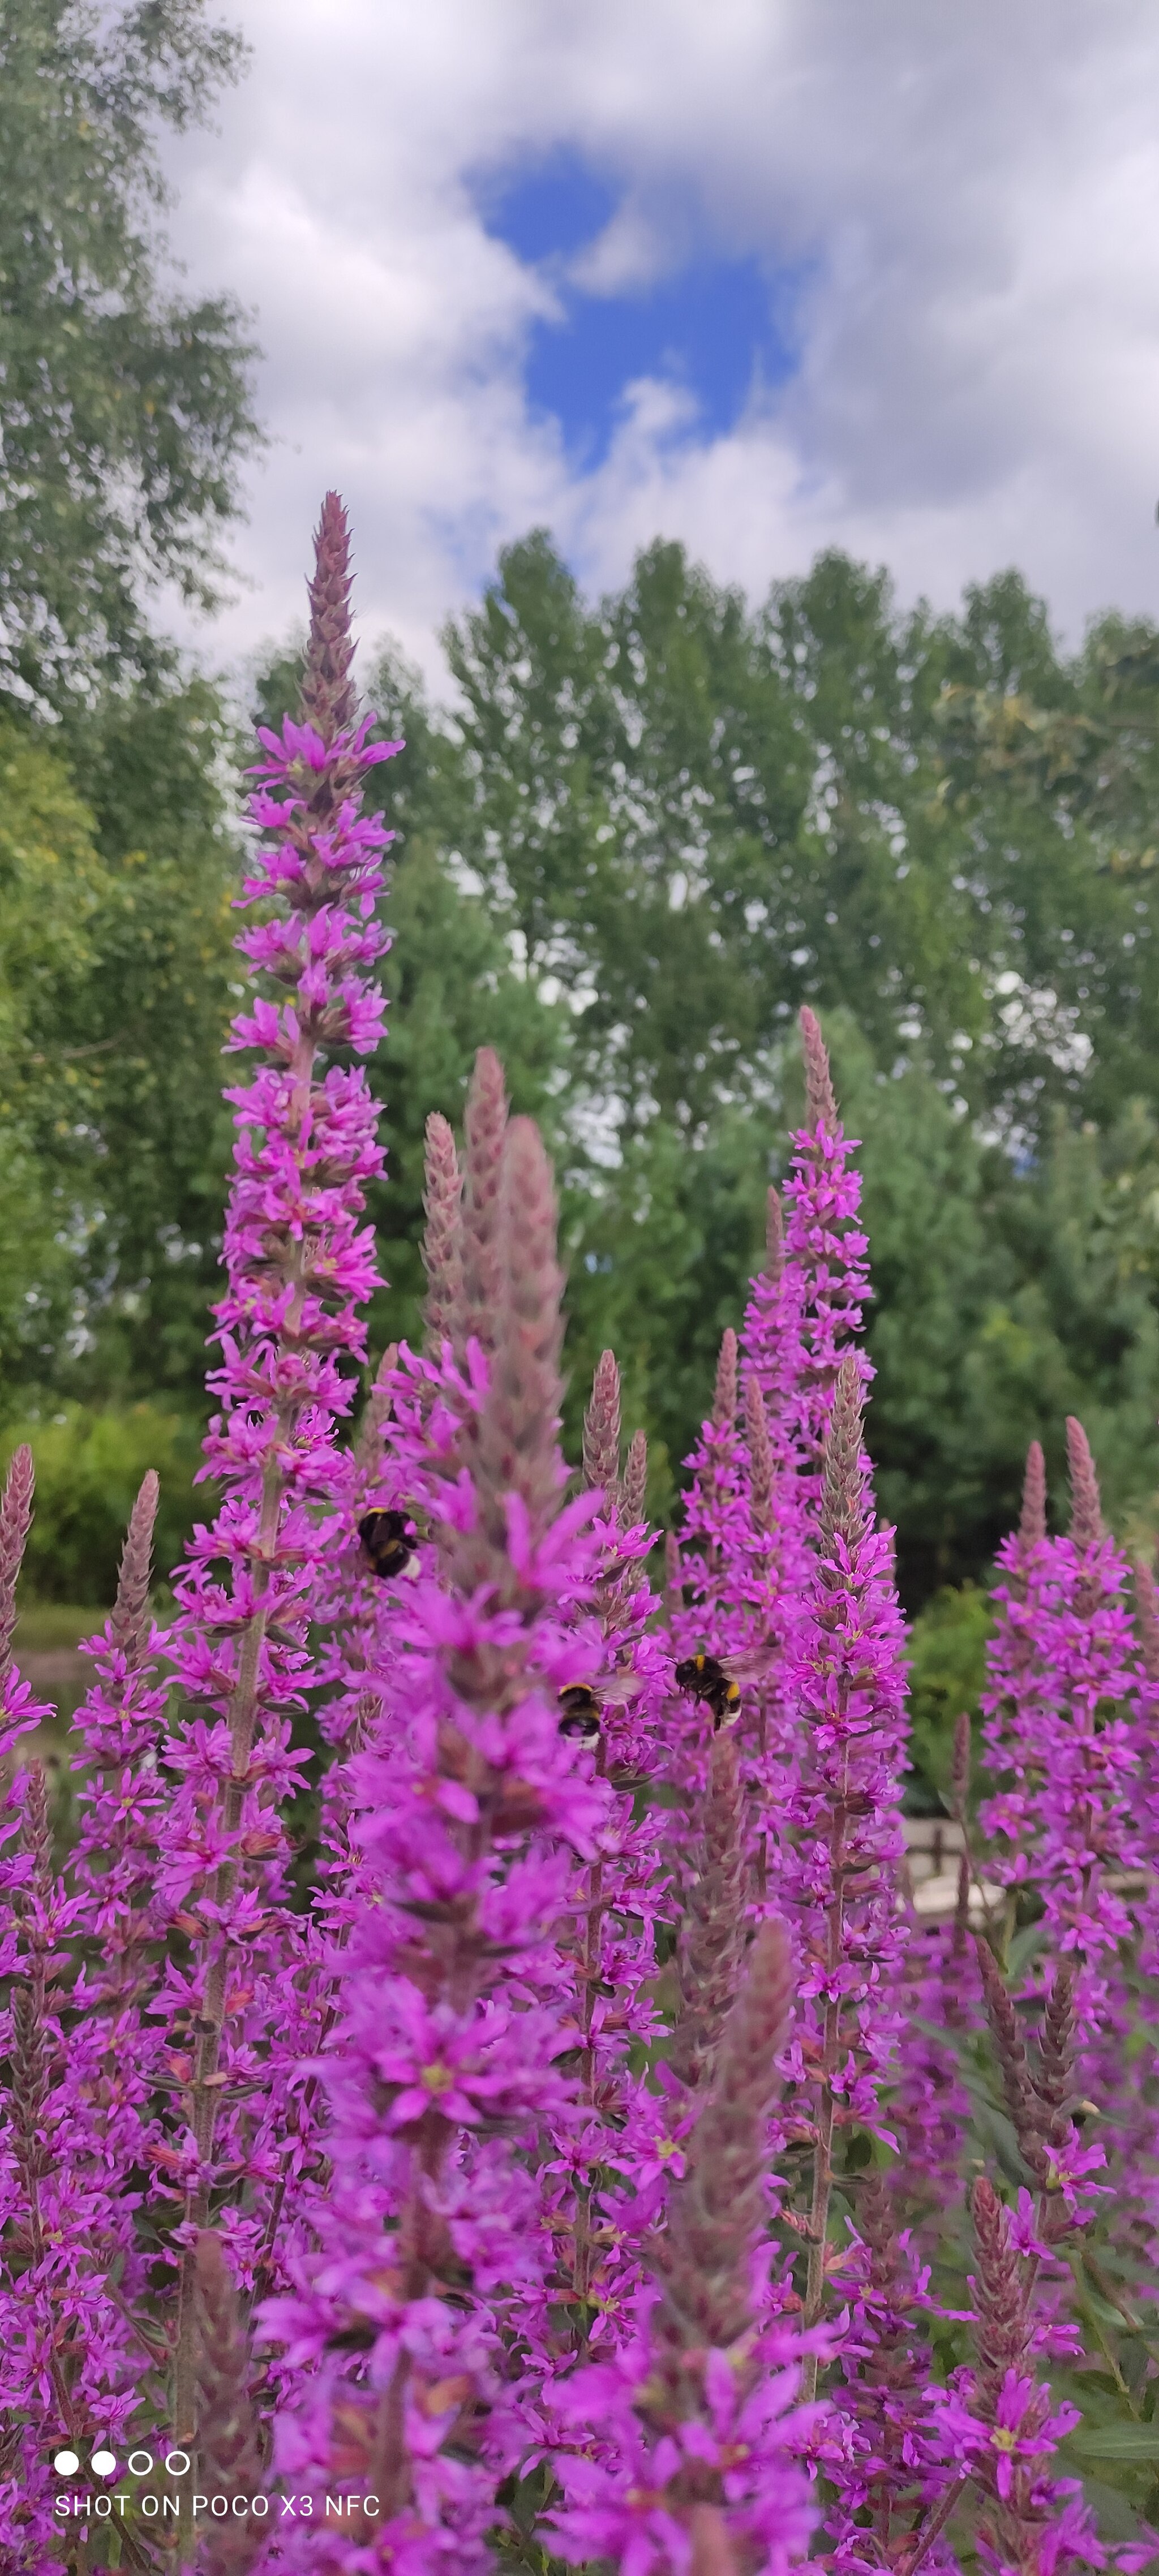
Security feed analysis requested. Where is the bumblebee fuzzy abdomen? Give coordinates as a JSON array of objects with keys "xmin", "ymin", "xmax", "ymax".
[
  {"xmin": 714, "ymin": 1678, "xmax": 742, "ymax": 1728},
  {"xmin": 358, "ymin": 1508, "xmax": 415, "ymax": 1581},
  {"xmin": 675, "ymin": 1653, "xmax": 741, "ymax": 1730},
  {"xmin": 557, "ymin": 1685, "xmax": 602, "ymax": 1748}
]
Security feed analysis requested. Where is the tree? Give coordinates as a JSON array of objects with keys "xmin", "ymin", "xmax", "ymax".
[
  {"xmin": 0, "ymin": 712, "xmax": 106, "ymax": 1383},
  {"xmin": 936, "ymin": 599, "xmax": 1159, "ymax": 1133},
  {"xmin": 444, "ymin": 532, "xmax": 812, "ymax": 1133},
  {"xmin": 0, "ymin": 666, "xmax": 240, "ymax": 1416},
  {"xmin": 0, "ymin": 0, "xmax": 260, "ymax": 704},
  {"xmin": 11, "ymin": 536, "xmax": 1159, "ymax": 1614},
  {"xmin": 436, "ymin": 543, "xmax": 1159, "ymax": 1590},
  {"xmin": 441, "ymin": 537, "xmax": 1159, "ymax": 1152},
  {"xmin": 49, "ymin": 663, "xmax": 242, "ymax": 1397}
]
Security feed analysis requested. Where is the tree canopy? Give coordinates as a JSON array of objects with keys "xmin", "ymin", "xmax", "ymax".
[
  {"xmin": 0, "ymin": 0, "xmax": 260, "ymax": 705},
  {"xmin": 9, "ymin": 532, "xmax": 1159, "ymax": 1612},
  {"xmin": 440, "ymin": 537, "xmax": 1159, "ymax": 1145}
]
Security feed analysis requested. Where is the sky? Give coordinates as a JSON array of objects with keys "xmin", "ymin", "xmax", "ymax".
[{"xmin": 161, "ymin": 0, "xmax": 1159, "ymax": 692}]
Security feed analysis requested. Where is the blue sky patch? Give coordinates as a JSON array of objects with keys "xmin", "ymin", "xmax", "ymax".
[
  {"xmin": 483, "ymin": 150, "xmax": 802, "ymax": 466},
  {"xmin": 492, "ymin": 152, "xmax": 619, "ymax": 267}
]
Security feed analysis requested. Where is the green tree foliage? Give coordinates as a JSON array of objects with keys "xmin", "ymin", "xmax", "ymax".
[
  {"xmin": 0, "ymin": 669, "xmax": 239, "ymax": 1417},
  {"xmin": 0, "ymin": 714, "xmax": 106, "ymax": 1371},
  {"xmin": 0, "ymin": 1400, "xmax": 202, "ymax": 1601},
  {"xmin": 0, "ymin": 0, "xmax": 260, "ymax": 703},
  {"xmin": 822, "ymin": 1028, "xmax": 1159, "ymax": 1595},
  {"xmin": 443, "ymin": 531, "xmax": 809, "ymax": 1131},
  {"xmin": 440, "ymin": 541, "xmax": 1159, "ymax": 1146},
  {"xmin": 51, "ymin": 666, "xmax": 241, "ymax": 1397},
  {"xmin": 12, "ymin": 532, "xmax": 1159, "ymax": 1613},
  {"xmin": 904, "ymin": 1582, "xmax": 994, "ymax": 1812},
  {"xmin": 435, "ymin": 537, "xmax": 1159, "ymax": 1591}
]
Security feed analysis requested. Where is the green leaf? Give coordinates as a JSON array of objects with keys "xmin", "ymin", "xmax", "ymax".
[
  {"xmin": 1070, "ymin": 2425, "xmax": 1159, "ymax": 2462},
  {"xmin": 1006, "ymin": 1920, "xmax": 1048, "ymax": 1982}
]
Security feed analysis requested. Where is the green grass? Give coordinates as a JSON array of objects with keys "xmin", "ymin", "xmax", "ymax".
[{"xmin": 15, "ymin": 1603, "xmax": 104, "ymax": 1652}]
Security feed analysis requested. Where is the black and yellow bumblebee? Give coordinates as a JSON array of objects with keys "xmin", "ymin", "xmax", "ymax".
[
  {"xmin": 557, "ymin": 1684, "xmax": 602, "ymax": 1748},
  {"xmin": 358, "ymin": 1507, "xmax": 421, "ymax": 1582},
  {"xmin": 557, "ymin": 1669, "xmax": 643, "ymax": 1751},
  {"xmin": 675, "ymin": 1648, "xmax": 769, "ymax": 1730}
]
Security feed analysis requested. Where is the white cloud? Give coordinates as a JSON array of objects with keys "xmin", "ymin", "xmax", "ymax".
[
  {"xmin": 568, "ymin": 205, "xmax": 679, "ymax": 299},
  {"xmin": 158, "ymin": 0, "xmax": 1159, "ymax": 694}
]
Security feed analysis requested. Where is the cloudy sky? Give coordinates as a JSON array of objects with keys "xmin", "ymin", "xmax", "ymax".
[{"xmin": 163, "ymin": 0, "xmax": 1159, "ymax": 687}]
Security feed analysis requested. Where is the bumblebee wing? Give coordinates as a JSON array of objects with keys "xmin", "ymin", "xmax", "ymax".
[
  {"xmin": 718, "ymin": 1648, "xmax": 774, "ymax": 1687},
  {"xmin": 596, "ymin": 1671, "xmax": 646, "ymax": 1707}
]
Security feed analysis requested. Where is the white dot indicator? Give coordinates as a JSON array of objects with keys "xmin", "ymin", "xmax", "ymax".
[
  {"xmin": 53, "ymin": 2450, "xmax": 79, "ymax": 2478},
  {"xmin": 91, "ymin": 2451, "xmax": 118, "ymax": 2479}
]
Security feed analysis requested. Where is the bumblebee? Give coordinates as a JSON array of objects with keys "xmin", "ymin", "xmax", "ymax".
[
  {"xmin": 358, "ymin": 1507, "xmax": 420, "ymax": 1582},
  {"xmin": 557, "ymin": 1669, "xmax": 643, "ymax": 1750},
  {"xmin": 558, "ymin": 1684, "xmax": 602, "ymax": 1748},
  {"xmin": 675, "ymin": 1647, "xmax": 768, "ymax": 1730}
]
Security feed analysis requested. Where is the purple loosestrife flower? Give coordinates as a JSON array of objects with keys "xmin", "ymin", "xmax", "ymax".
[
  {"xmin": 0, "ymin": 1765, "xmax": 111, "ymax": 2556},
  {"xmin": 932, "ymin": 2179, "xmax": 1101, "ymax": 2576},
  {"xmin": 775, "ymin": 1357, "xmax": 908, "ymax": 2393},
  {"xmin": 1105, "ymin": 1552, "xmax": 1159, "ymax": 2264},
  {"xmin": 260, "ymin": 1109, "xmax": 615, "ymax": 2572},
  {"xmin": 975, "ymin": 1946, "xmax": 1105, "ymax": 2252},
  {"xmin": 787, "ymin": 1009, "xmax": 873, "ymax": 1494},
  {"xmin": 671, "ymin": 1341, "xmax": 788, "ymax": 1778},
  {"xmin": 668, "ymin": 1317, "xmax": 784, "ymax": 1858},
  {"xmin": 531, "ymin": 1342, "xmax": 673, "ymax": 2398},
  {"xmin": 68, "ymin": 1475, "xmax": 169, "ymax": 2032},
  {"xmin": 739, "ymin": 1008, "xmax": 872, "ymax": 1536},
  {"xmin": 740, "ymin": 1186, "xmax": 806, "ymax": 1520},
  {"xmin": 676, "ymin": 1331, "xmax": 750, "ymax": 1628},
  {"xmin": 152, "ymin": 493, "xmax": 400, "ymax": 2444},
  {"xmin": 978, "ymin": 1431, "xmax": 1156, "ymax": 2304},
  {"xmin": 690, "ymin": 1005, "xmax": 872, "ymax": 1665},
  {"xmin": 0, "ymin": 1451, "xmax": 87, "ymax": 2563},
  {"xmin": 421, "ymin": 1109, "xmax": 465, "ymax": 1361},
  {"xmin": 456, "ymin": 1042, "xmax": 509, "ymax": 1365},
  {"xmin": 0, "ymin": 1478, "xmax": 179, "ymax": 2467},
  {"xmin": 551, "ymin": 1923, "xmax": 821, "ymax": 2576},
  {"xmin": 980, "ymin": 1443, "xmax": 1050, "ymax": 1854},
  {"xmin": 1131, "ymin": 1549, "xmax": 1159, "ymax": 1872},
  {"xmin": 667, "ymin": 1329, "xmax": 770, "ymax": 1904},
  {"xmin": 831, "ymin": 2177, "xmax": 952, "ymax": 2575},
  {"xmin": 0, "ymin": 1447, "xmax": 49, "ymax": 1777},
  {"xmin": 583, "ymin": 1345, "xmax": 623, "ymax": 1511},
  {"xmin": 307, "ymin": 1055, "xmax": 520, "ymax": 1943},
  {"xmin": 981, "ymin": 1443, "xmax": 1064, "ymax": 1876},
  {"xmin": 669, "ymin": 1732, "xmax": 750, "ymax": 2098},
  {"xmin": 731, "ymin": 1013, "xmax": 874, "ymax": 1900},
  {"xmin": 982, "ymin": 1426, "xmax": 1143, "ymax": 2044}
]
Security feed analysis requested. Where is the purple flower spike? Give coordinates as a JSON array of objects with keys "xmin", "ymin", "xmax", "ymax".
[
  {"xmin": 260, "ymin": 1087, "xmax": 617, "ymax": 2569},
  {"xmin": 775, "ymin": 1354, "xmax": 909, "ymax": 2392},
  {"xmin": 930, "ymin": 2179, "xmax": 1100, "ymax": 2576},
  {"xmin": 550, "ymin": 1923, "xmax": 821, "ymax": 2576},
  {"xmin": 144, "ymin": 493, "xmax": 400, "ymax": 2441},
  {"xmin": 982, "ymin": 1424, "xmax": 1144, "ymax": 2043}
]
